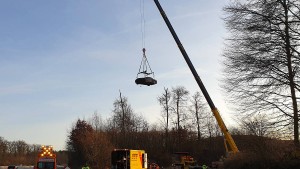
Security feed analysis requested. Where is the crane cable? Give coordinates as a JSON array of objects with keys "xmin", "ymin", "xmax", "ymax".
[
  {"xmin": 140, "ymin": 0, "xmax": 145, "ymax": 49},
  {"xmin": 136, "ymin": 0, "xmax": 155, "ymax": 78}
]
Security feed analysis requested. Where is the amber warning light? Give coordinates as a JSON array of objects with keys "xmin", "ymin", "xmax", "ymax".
[{"xmin": 39, "ymin": 145, "xmax": 56, "ymax": 158}]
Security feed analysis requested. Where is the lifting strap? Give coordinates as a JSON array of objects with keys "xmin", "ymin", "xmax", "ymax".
[{"xmin": 136, "ymin": 48, "xmax": 155, "ymax": 78}]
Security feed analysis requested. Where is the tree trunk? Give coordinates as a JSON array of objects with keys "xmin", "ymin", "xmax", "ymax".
[{"xmin": 282, "ymin": 1, "xmax": 299, "ymax": 147}]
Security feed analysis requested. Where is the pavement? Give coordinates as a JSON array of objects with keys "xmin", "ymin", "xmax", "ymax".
[{"xmin": 0, "ymin": 167, "xmax": 34, "ymax": 169}]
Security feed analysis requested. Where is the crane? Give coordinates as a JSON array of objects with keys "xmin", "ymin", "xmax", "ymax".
[{"xmin": 153, "ymin": 0, "xmax": 239, "ymax": 154}]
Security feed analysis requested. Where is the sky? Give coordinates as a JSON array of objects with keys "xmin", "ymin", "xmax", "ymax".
[{"xmin": 0, "ymin": 0, "xmax": 234, "ymax": 150}]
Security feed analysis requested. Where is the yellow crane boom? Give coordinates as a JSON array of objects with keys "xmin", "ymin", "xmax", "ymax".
[{"xmin": 153, "ymin": 0, "xmax": 239, "ymax": 154}]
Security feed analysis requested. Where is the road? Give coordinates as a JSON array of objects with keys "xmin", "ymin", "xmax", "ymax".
[
  {"xmin": 0, "ymin": 167, "xmax": 33, "ymax": 169},
  {"xmin": 0, "ymin": 166, "xmax": 65, "ymax": 169}
]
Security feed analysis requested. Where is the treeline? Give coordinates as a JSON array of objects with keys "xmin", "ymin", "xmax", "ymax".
[
  {"xmin": 66, "ymin": 87, "xmax": 300, "ymax": 169},
  {"xmin": 0, "ymin": 137, "xmax": 68, "ymax": 166},
  {"xmin": 66, "ymin": 118, "xmax": 300, "ymax": 169},
  {"xmin": 0, "ymin": 138, "xmax": 38, "ymax": 165},
  {"xmin": 66, "ymin": 87, "xmax": 225, "ymax": 169},
  {"xmin": 1, "ymin": 84, "xmax": 299, "ymax": 169}
]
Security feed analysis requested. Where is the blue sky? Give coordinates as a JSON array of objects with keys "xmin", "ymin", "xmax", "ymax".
[{"xmin": 0, "ymin": 0, "xmax": 233, "ymax": 150}]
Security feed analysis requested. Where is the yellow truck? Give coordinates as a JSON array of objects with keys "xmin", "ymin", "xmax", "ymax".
[{"xmin": 111, "ymin": 149, "xmax": 147, "ymax": 169}]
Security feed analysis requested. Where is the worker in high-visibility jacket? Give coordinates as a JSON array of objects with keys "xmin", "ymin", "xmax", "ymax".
[{"xmin": 82, "ymin": 164, "xmax": 90, "ymax": 169}]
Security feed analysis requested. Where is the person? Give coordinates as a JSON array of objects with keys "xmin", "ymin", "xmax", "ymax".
[{"xmin": 82, "ymin": 164, "xmax": 90, "ymax": 169}]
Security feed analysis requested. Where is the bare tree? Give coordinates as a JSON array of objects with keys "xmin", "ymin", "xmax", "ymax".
[
  {"xmin": 88, "ymin": 111, "xmax": 105, "ymax": 132},
  {"xmin": 108, "ymin": 91, "xmax": 149, "ymax": 149},
  {"xmin": 223, "ymin": 0, "xmax": 300, "ymax": 146},
  {"xmin": 84, "ymin": 130, "xmax": 113, "ymax": 169},
  {"xmin": 132, "ymin": 113, "xmax": 149, "ymax": 132},
  {"xmin": 171, "ymin": 86, "xmax": 189, "ymax": 130},
  {"xmin": 238, "ymin": 114, "xmax": 274, "ymax": 137},
  {"xmin": 204, "ymin": 115, "xmax": 221, "ymax": 138},
  {"xmin": 0, "ymin": 137, "xmax": 8, "ymax": 164},
  {"xmin": 158, "ymin": 87, "xmax": 172, "ymax": 148},
  {"xmin": 111, "ymin": 91, "xmax": 134, "ymax": 147},
  {"xmin": 189, "ymin": 91, "xmax": 209, "ymax": 141},
  {"xmin": 87, "ymin": 112, "xmax": 113, "ymax": 168}
]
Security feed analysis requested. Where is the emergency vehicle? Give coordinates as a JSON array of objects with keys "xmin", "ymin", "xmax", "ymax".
[{"xmin": 35, "ymin": 145, "xmax": 57, "ymax": 169}]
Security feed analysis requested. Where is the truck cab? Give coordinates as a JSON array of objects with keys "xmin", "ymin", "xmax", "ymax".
[{"xmin": 36, "ymin": 145, "xmax": 56, "ymax": 169}]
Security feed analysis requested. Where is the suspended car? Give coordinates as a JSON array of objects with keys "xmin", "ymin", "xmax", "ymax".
[
  {"xmin": 135, "ymin": 76, "xmax": 157, "ymax": 86},
  {"xmin": 135, "ymin": 48, "xmax": 157, "ymax": 86}
]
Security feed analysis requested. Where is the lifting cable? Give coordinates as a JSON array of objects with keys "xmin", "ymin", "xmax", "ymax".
[
  {"xmin": 135, "ymin": 0, "xmax": 157, "ymax": 86},
  {"xmin": 140, "ymin": 0, "xmax": 146, "ymax": 50}
]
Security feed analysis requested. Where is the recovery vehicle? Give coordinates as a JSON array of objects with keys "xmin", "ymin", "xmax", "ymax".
[
  {"xmin": 172, "ymin": 152, "xmax": 201, "ymax": 169},
  {"xmin": 111, "ymin": 149, "xmax": 148, "ymax": 169}
]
